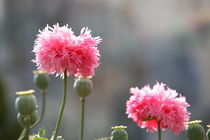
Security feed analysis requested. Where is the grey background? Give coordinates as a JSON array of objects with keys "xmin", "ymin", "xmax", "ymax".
[{"xmin": 1, "ymin": 0, "xmax": 210, "ymax": 139}]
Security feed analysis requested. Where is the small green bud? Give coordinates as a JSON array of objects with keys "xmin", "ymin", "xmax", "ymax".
[
  {"xmin": 74, "ymin": 78, "xmax": 93, "ymax": 98},
  {"xmin": 186, "ymin": 120, "xmax": 205, "ymax": 140},
  {"xmin": 17, "ymin": 111, "xmax": 38, "ymax": 128},
  {"xmin": 15, "ymin": 90, "xmax": 37, "ymax": 115},
  {"xmin": 111, "ymin": 126, "xmax": 128, "ymax": 140},
  {"xmin": 206, "ymin": 125, "xmax": 210, "ymax": 140},
  {"xmin": 33, "ymin": 70, "xmax": 49, "ymax": 90}
]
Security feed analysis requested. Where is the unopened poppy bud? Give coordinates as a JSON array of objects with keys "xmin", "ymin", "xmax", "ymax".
[
  {"xmin": 73, "ymin": 77, "xmax": 93, "ymax": 98},
  {"xmin": 33, "ymin": 70, "xmax": 49, "ymax": 90},
  {"xmin": 17, "ymin": 111, "xmax": 38, "ymax": 128},
  {"xmin": 15, "ymin": 90, "xmax": 37, "ymax": 115},
  {"xmin": 206, "ymin": 125, "xmax": 210, "ymax": 140},
  {"xmin": 111, "ymin": 126, "xmax": 128, "ymax": 140},
  {"xmin": 186, "ymin": 120, "xmax": 205, "ymax": 140}
]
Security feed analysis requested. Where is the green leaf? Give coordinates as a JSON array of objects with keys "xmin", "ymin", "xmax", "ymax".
[
  {"xmin": 34, "ymin": 137, "xmax": 48, "ymax": 140},
  {"xmin": 30, "ymin": 135, "xmax": 48, "ymax": 140},
  {"xmin": 38, "ymin": 128, "xmax": 46, "ymax": 137}
]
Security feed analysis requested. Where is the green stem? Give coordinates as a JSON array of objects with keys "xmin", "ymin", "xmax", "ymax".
[
  {"xmin": 80, "ymin": 98, "xmax": 85, "ymax": 140},
  {"xmin": 26, "ymin": 128, "xmax": 30, "ymax": 140},
  {"xmin": 39, "ymin": 90, "xmax": 46, "ymax": 124},
  {"xmin": 18, "ymin": 127, "xmax": 30, "ymax": 140},
  {"xmin": 158, "ymin": 120, "xmax": 161, "ymax": 140},
  {"xmin": 53, "ymin": 71, "xmax": 68, "ymax": 140},
  {"xmin": 31, "ymin": 90, "xmax": 46, "ymax": 128}
]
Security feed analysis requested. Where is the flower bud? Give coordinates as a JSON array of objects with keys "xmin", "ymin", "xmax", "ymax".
[
  {"xmin": 111, "ymin": 126, "xmax": 128, "ymax": 140},
  {"xmin": 186, "ymin": 120, "xmax": 205, "ymax": 140},
  {"xmin": 73, "ymin": 78, "xmax": 93, "ymax": 98},
  {"xmin": 206, "ymin": 125, "xmax": 210, "ymax": 140},
  {"xmin": 17, "ymin": 111, "xmax": 38, "ymax": 128},
  {"xmin": 15, "ymin": 90, "xmax": 37, "ymax": 115},
  {"xmin": 33, "ymin": 70, "xmax": 49, "ymax": 90}
]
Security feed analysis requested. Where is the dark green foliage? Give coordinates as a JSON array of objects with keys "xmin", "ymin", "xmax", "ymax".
[{"xmin": 0, "ymin": 73, "xmax": 21, "ymax": 139}]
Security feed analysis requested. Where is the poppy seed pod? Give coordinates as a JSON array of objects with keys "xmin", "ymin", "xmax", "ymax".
[
  {"xmin": 15, "ymin": 90, "xmax": 37, "ymax": 115},
  {"xmin": 74, "ymin": 78, "xmax": 93, "ymax": 98},
  {"xmin": 33, "ymin": 70, "xmax": 49, "ymax": 90},
  {"xmin": 186, "ymin": 120, "xmax": 205, "ymax": 140},
  {"xmin": 17, "ymin": 111, "xmax": 38, "ymax": 128},
  {"xmin": 111, "ymin": 126, "xmax": 128, "ymax": 140}
]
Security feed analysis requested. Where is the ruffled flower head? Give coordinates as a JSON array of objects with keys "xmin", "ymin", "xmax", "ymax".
[
  {"xmin": 126, "ymin": 82, "xmax": 190, "ymax": 134},
  {"xmin": 32, "ymin": 24, "xmax": 101, "ymax": 78}
]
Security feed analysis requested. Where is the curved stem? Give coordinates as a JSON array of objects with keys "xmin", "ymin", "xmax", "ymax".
[
  {"xmin": 158, "ymin": 120, "xmax": 161, "ymax": 140},
  {"xmin": 53, "ymin": 71, "xmax": 68, "ymax": 140},
  {"xmin": 80, "ymin": 98, "xmax": 85, "ymax": 140},
  {"xmin": 31, "ymin": 90, "xmax": 46, "ymax": 128}
]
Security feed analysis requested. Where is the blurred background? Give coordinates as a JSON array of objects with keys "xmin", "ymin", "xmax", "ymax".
[{"xmin": 1, "ymin": 0, "xmax": 210, "ymax": 139}]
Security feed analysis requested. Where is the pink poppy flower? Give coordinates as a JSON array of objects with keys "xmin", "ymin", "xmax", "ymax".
[
  {"xmin": 32, "ymin": 24, "xmax": 101, "ymax": 78},
  {"xmin": 126, "ymin": 82, "xmax": 190, "ymax": 134}
]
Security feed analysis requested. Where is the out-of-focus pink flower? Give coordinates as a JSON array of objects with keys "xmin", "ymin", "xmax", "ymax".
[
  {"xmin": 126, "ymin": 82, "xmax": 190, "ymax": 134},
  {"xmin": 32, "ymin": 24, "xmax": 101, "ymax": 78}
]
